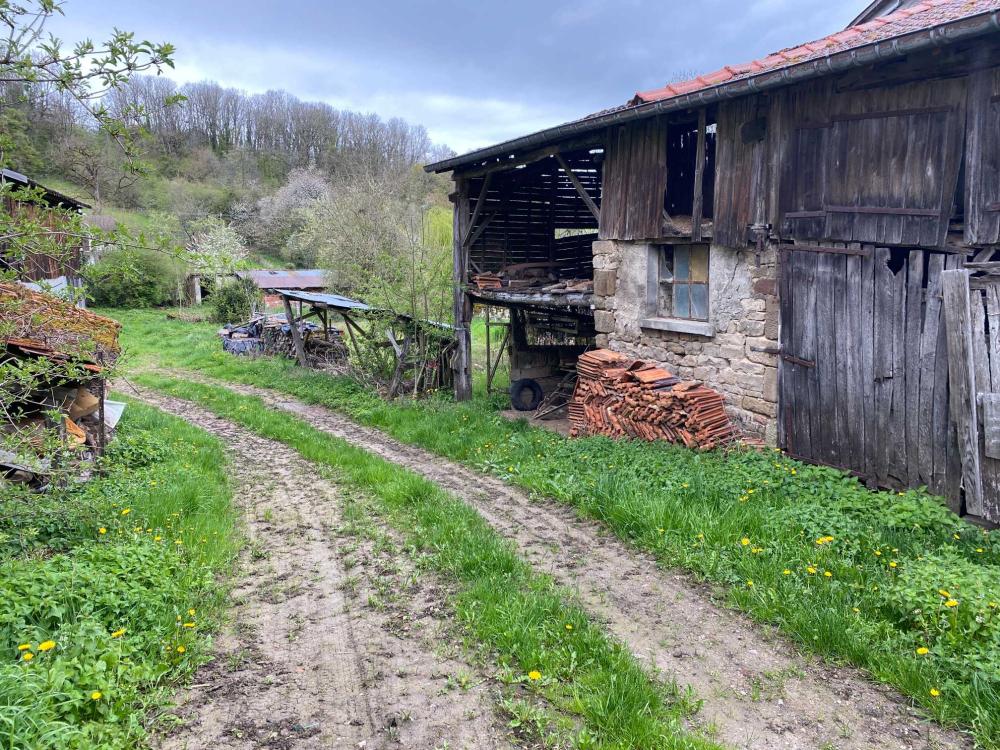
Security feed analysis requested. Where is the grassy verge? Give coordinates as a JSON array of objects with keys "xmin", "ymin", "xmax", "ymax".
[
  {"xmin": 0, "ymin": 398, "xmax": 238, "ymax": 749},
  {"xmin": 110, "ymin": 308, "xmax": 1000, "ymax": 747},
  {"xmin": 136, "ymin": 372, "xmax": 720, "ymax": 750}
]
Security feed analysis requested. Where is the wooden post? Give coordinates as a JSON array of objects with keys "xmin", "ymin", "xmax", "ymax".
[
  {"xmin": 691, "ymin": 108, "xmax": 707, "ymax": 242},
  {"xmin": 555, "ymin": 153, "xmax": 601, "ymax": 222},
  {"xmin": 942, "ymin": 269, "xmax": 985, "ymax": 516},
  {"xmin": 282, "ymin": 295, "xmax": 309, "ymax": 367},
  {"xmin": 452, "ymin": 176, "xmax": 473, "ymax": 401}
]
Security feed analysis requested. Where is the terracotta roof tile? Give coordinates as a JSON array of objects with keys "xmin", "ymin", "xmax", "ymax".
[{"xmin": 631, "ymin": 0, "xmax": 1000, "ymax": 106}]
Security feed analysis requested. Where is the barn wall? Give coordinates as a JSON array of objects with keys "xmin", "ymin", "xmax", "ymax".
[{"xmin": 598, "ymin": 118, "xmax": 668, "ymax": 241}]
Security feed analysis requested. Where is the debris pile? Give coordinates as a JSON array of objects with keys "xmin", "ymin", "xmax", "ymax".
[
  {"xmin": 569, "ymin": 349, "xmax": 735, "ymax": 450},
  {"xmin": 471, "ymin": 262, "xmax": 593, "ymax": 295},
  {"xmin": 219, "ymin": 315, "xmax": 349, "ymax": 365}
]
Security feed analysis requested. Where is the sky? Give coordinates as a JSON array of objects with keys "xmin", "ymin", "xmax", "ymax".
[{"xmin": 48, "ymin": 1, "xmax": 861, "ymax": 154}]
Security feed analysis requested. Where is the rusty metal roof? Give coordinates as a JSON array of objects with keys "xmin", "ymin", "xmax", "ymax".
[
  {"xmin": 236, "ymin": 269, "xmax": 328, "ymax": 290},
  {"xmin": 632, "ymin": 0, "xmax": 1000, "ymax": 105},
  {"xmin": 426, "ymin": 0, "xmax": 1000, "ymax": 174}
]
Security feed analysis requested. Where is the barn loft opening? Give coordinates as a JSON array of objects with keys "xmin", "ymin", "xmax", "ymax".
[{"xmin": 665, "ymin": 117, "xmax": 717, "ymax": 237}]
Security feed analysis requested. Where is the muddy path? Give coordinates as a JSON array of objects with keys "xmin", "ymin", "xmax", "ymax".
[
  {"xmin": 170, "ymin": 375, "xmax": 973, "ymax": 750},
  {"xmin": 135, "ymin": 388, "xmax": 512, "ymax": 750}
]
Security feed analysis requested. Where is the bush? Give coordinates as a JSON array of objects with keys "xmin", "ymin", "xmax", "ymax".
[
  {"xmin": 210, "ymin": 277, "xmax": 261, "ymax": 324},
  {"xmin": 86, "ymin": 248, "xmax": 184, "ymax": 308}
]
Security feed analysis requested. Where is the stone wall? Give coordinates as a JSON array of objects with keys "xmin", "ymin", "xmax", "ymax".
[{"xmin": 591, "ymin": 239, "xmax": 780, "ymax": 442}]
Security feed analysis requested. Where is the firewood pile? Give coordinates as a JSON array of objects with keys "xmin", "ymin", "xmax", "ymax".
[
  {"xmin": 569, "ymin": 349, "xmax": 736, "ymax": 450},
  {"xmin": 219, "ymin": 315, "xmax": 349, "ymax": 366}
]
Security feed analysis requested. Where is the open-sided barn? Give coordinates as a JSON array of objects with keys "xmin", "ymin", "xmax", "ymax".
[{"xmin": 426, "ymin": 0, "xmax": 1000, "ymax": 523}]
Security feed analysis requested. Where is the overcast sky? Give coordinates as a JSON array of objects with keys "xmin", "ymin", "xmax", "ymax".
[{"xmin": 50, "ymin": 1, "xmax": 860, "ymax": 154}]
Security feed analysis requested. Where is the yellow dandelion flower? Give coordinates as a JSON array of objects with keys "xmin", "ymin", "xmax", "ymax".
[
  {"xmin": 91, "ymin": 691, "xmax": 102, "ymax": 701},
  {"xmin": 874, "ymin": 550, "xmax": 882, "ymax": 557},
  {"xmin": 746, "ymin": 580, "xmax": 754, "ymax": 588},
  {"xmin": 823, "ymin": 571, "xmax": 833, "ymax": 578},
  {"xmin": 782, "ymin": 569, "xmax": 791, "ymax": 575},
  {"xmin": 176, "ymin": 646, "xmax": 186, "ymax": 654},
  {"xmin": 111, "ymin": 629, "xmax": 126, "ymax": 638},
  {"xmin": 945, "ymin": 599, "xmax": 959, "ymax": 608},
  {"xmin": 976, "ymin": 548, "xmax": 984, "ymax": 553},
  {"xmin": 121, "ymin": 508, "xmax": 131, "ymax": 516},
  {"xmin": 938, "ymin": 590, "xmax": 950, "ymax": 598},
  {"xmin": 37, "ymin": 641, "xmax": 55, "ymax": 652},
  {"xmin": 154, "ymin": 536, "xmax": 162, "ymax": 542},
  {"xmin": 17, "ymin": 643, "xmax": 30, "ymax": 651},
  {"xmin": 889, "ymin": 561, "xmax": 898, "ymax": 569},
  {"xmin": 741, "ymin": 537, "xmax": 751, "ymax": 546},
  {"xmin": 930, "ymin": 688, "xmax": 941, "ymax": 697},
  {"xmin": 916, "ymin": 647, "xmax": 930, "ymax": 655},
  {"xmin": 99, "ymin": 528, "xmax": 107, "ymax": 535},
  {"xmin": 527, "ymin": 670, "xmax": 541, "ymax": 681},
  {"xmin": 182, "ymin": 622, "xmax": 196, "ymax": 628},
  {"xmin": 565, "ymin": 624, "xmax": 573, "ymax": 631},
  {"xmin": 807, "ymin": 566, "xmax": 817, "ymax": 575},
  {"xmin": 22, "ymin": 652, "xmax": 33, "ymax": 661},
  {"xmin": 188, "ymin": 609, "xmax": 196, "ymax": 616}
]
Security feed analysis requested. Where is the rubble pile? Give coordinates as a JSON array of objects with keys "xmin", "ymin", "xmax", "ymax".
[{"xmin": 570, "ymin": 349, "xmax": 736, "ymax": 450}]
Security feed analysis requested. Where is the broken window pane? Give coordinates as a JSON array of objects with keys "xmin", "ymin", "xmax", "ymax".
[
  {"xmin": 674, "ymin": 282, "xmax": 690, "ymax": 318},
  {"xmin": 690, "ymin": 283, "xmax": 708, "ymax": 320}
]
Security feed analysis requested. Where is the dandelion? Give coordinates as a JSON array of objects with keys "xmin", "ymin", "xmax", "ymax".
[
  {"xmin": 17, "ymin": 643, "xmax": 30, "ymax": 651},
  {"xmin": 91, "ymin": 691, "xmax": 102, "ymax": 701},
  {"xmin": 182, "ymin": 622, "xmax": 196, "ymax": 628},
  {"xmin": 22, "ymin": 652, "xmax": 33, "ymax": 661},
  {"xmin": 99, "ymin": 528, "xmax": 107, "ymax": 535},
  {"xmin": 823, "ymin": 571, "xmax": 833, "ymax": 578},
  {"xmin": 807, "ymin": 566, "xmax": 817, "ymax": 575},
  {"xmin": 874, "ymin": 550, "xmax": 882, "ymax": 557},
  {"xmin": 976, "ymin": 548, "xmax": 984, "ymax": 553},
  {"xmin": 527, "ymin": 670, "xmax": 541, "ymax": 681},
  {"xmin": 930, "ymin": 688, "xmax": 941, "ymax": 697},
  {"xmin": 939, "ymin": 590, "xmax": 950, "ymax": 598},
  {"xmin": 154, "ymin": 536, "xmax": 162, "ymax": 542},
  {"xmin": 852, "ymin": 607, "xmax": 860, "ymax": 613},
  {"xmin": 37, "ymin": 641, "xmax": 55, "ymax": 652},
  {"xmin": 741, "ymin": 537, "xmax": 751, "ymax": 546},
  {"xmin": 111, "ymin": 629, "xmax": 126, "ymax": 638},
  {"xmin": 121, "ymin": 508, "xmax": 131, "ymax": 516},
  {"xmin": 176, "ymin": 646, "xmax": 186, "ymax": 654},
  {"xmin": 916, "ymin": 647, "xmax": 930, "ymax": 655},
  {"xmin": 889, "ymin": 561, "xmax": 898, "ymax": 569},
  {"xmin": 953, "ymin": 534, "xmax": 960, "ymax": 540},
  {"xmin": 565, "ymin": 624, "xmax": 573, "ymax": 631},
  {"xmin": 681, "ymin": 482, "xmax": 689, "ymax": 488},
  {"xmin": 188, "ymin": 609, "xmax": 196, "ymax": 616},
  {"xmin": 746, "ymin": 580, "xmax": 754, "ymax": 588},
  {"xmin": 945, "ymin": 599, "xmax": 959, "ymax": 608},
  {"xmin": 782, "ymin": 569, "xmax": 791, "ymax": 575}
]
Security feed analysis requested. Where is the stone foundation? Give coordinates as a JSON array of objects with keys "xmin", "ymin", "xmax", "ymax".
[{"xmin": 592, "ymin": 239, "xmax": 779, "ymax": 442}]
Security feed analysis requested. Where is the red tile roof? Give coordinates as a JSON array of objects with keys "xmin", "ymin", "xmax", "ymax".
[{"xmin": 631, "ymin": 0, "xmax": 1000, "ymax": 105}]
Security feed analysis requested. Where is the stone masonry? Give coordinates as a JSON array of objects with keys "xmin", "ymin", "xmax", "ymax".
[{"xmin": 591, "ymin": 239, "xmax": 779, "ymax": 443}]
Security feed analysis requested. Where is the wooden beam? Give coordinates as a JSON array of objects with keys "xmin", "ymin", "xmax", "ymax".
[
  {"xmin": 455, "ymin": 135, "xmax": 603, "ymax": 178},
  {"xmin": 462, "ymin": 172, "xmax": 492, "ymax": 248},
  {"xmin": 941, "ymin": 269, "xmax": 985, "ymax": 516},
  {"xmin": 691, "ymin": 108, "xmax": 707, "ymax": 242},
  {"xmin": 554, "ymin": 153, "xmax": 600, "ymax": 222},
  {"xmin": 452, "ymin": 176, "xmax": 473, "ymax": 401},
  {"xmin": 282, "ymin": 296, "xmax": 309, "ymax": 367},
  {"xmin": 464, "ymin": 210, "xmax": 497, "ymax": 251}
]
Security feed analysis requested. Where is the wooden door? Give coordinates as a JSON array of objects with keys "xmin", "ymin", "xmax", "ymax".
[{"xmin": 779, "ymin": 245, "xmax": 963, "ymax": 508}]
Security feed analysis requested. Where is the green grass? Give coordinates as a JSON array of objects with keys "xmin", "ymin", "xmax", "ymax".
[
  {"xmin": 134, "ymin": 372, "xmax": 720, "ymax": 750},
  {"xmin": 106, "ymin": 308, "xmax": 1000, "ymax": 747},
  {"xmin": 0, "ymin": 398, "xmax": 238, "ymax": 749}
]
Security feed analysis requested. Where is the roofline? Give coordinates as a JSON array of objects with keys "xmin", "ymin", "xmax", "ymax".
[
  {"xmin": 0, "ymin": 169, "xmax": 90, "ymax": 210},
  {"xmin": 425, "ymin": 6, "xmax": 1000, "ymax": 174},
  {"xmin": 849, "ymin": 0, "xmax": 898, "ymax": 27}
]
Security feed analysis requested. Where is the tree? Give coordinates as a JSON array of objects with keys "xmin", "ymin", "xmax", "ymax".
[{"xmin": 187, "ymin": 216, "xmax": 247, "ymax": 275}]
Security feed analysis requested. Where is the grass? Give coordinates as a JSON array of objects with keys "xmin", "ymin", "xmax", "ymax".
[
  {"xmin": 0, "ymin": 398, "xmax": 238, "ymax": 749},
  {"xmin": 134, "ymin": 372, "xmax": 720, "ymax": 750},
  {"xmin": 106, "ymin": 308, "xmax": 1000, "ymax": 747}
]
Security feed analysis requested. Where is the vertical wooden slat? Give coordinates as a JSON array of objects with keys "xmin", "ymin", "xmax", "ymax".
[
  {"xmin": 919, "ymin": 253, "xmax": 945, "ymax": 488},
  {"xmin": 890, "ymin": 252, "xmax": 909, "ymax": 482},
  {"xmin": 832, "ymin": 252, "xmax": 851, "ymax": 469},
  {"xmin": 873, "ymin": 247, "xmax": 894, "ymax": 486},
  {"xmin": 452, "ymin": 177, "xmax": 473, "ymax": 401},
  {"xmin": 861, "ymin": 245, "xmax": 878, "ymax": 482},
  {"xmin": 904, "ymin": 250, "xmax": 925, "ymax": 485},
  {"xmin": 815, "ymin": 251, "xmax": 839, "ymax": 466},
  {"xmin": 986, "ymin": 285, "xmax": 1000, "ymax": 391},
  {"xmin": 941, "ymin": 269, "xmax": 984, "ymax": 517},
  {"xmin": 845, "ymin": 250, "xmax": 864, "ymax": 470},
  {"xmin": 691, "ymin": 108, "xmax": 707, "ymax": 242}
]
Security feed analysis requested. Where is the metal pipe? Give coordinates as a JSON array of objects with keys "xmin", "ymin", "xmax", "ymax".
[{"xmin": 426, "ymin": 9, "xmax": 1000, "ymax": 174}]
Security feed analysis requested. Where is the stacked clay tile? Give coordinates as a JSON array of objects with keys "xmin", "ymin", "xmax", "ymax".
[{"xmin": 569, "ymin": 349, "xmax": 735, "ymax": 450}]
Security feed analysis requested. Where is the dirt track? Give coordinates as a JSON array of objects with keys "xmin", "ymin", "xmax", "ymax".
[
  {"xmin": 171, "ymin": 376, "xmax": 973, "ymax": 750},
  {"xmin": 137, "ymin": 389, "xmax": 511, "ymax": 750}
]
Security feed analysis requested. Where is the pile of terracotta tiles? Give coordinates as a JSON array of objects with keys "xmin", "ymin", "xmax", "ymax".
[{"xmin": 569, "ymin": 349, "xmax": 735, "ymax": 450}]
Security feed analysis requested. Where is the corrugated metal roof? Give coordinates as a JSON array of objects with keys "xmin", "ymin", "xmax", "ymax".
[
  {"xmin": 0, "ymin": 168, "xmax": 90, "ymax": 210},
  {"xmin": 236, "ymin": 269, "xmax": 328, "ymax": 290},
  {"xmin": 632, "ymin": 0, "xmax": 1000, "ymax": 105},
  {"xmin": 425, "ymin": 0, "xmax": 1000, "ymax": 174},
  {"xmin": 275, "ymin": 288, "xmax": 371, "ymax": 311}
]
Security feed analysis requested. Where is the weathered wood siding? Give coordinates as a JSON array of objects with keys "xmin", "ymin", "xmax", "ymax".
[
  {"xmin": 713, "ymin": 98, "xmax": 761, "ymax": 249},
  {"xmin": 777, "ymin": 79, "xmax": 967, "ymax": 246},
  {"xmin": 598, "ymin": 118, "xmax": 668, "ymax": 241},
  {"xmin": 965, "ymin": 66, "xmax": 1000, "ymax": 245},
  {"xmin": 779, "ymin": 245, "xmax": 963, "ymax": 505}
]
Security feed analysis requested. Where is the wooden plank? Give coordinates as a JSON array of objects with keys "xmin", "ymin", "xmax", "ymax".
[
  {"xmin": 554, "ymin": 153, "xmax": 600, "ymax": 223},
  {"xmin": 844, "ymin": 249, "xmax": 863, "ymax": 471},
  {"xmin": 282, "ymin": 296, "xmax": 308, "ymax": 367},
  {"xmin": 861, "ymin": 245, "xmax": 877, "ymax": 482},
  {"xmin": 889, "ymin": 251, "xmax": 908, "ymax": 482},
  {"xmin": 941, "ymin": 269, "xmax": 985, "ymax": 516},
  {"xmin": 983, "ymin": 395, "xmax": 1000, "ymax": 459},
  {"xmin": 873, "ymin": 248, "xmax": 894, "ymax": 486},
  {"xmin": 987, "ymin": 285, "xmax": 1000, "ymax": 391},
  {"xmin": 815, "ymin": 251, "xmax": 839, "ymax": 466},
  {"xmin": 463, "ymin": 173, "xmax": 492, "ymax": 248},
  {"xmin": 452, "ymin": 177, "xmax": 473, "ymax": 401},
  {"xmin": 777, "ymin": 243, "xmax": 870, "ymax": 256},
  {"xmin": 918, "ymin": 253, "xmax": 945, "ymax": 487},
  {"xmin": 691, "ymin": 108, "xmax": 706, "ymax": 242},
  {"xmin": 801, "ymin": 251, "xmax": 821, "ymax": 462},
  {"xmin": 904, "ymin": 250, "xmax": 924, "ymax": 486}
]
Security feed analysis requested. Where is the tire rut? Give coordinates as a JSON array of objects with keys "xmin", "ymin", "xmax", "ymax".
[
  {"xmin": 135, "ymin": 387, "xmax": 511, "ymax": 750},
  {"xmin": 185, "ymin": 375, "xmax": 973, "ymax": 750}
]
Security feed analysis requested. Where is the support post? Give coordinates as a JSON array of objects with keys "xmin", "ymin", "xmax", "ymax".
[
  {"xmin": 942, "ymin": 269, "xmax": 985, "ymax": 516},
  {"xmin": 555, "ymin": 153, "xmax": 601, "ymax": 222},
  {"xmin": 691, "ymin": 108, "xmax": 707, "ymax": 242},
  {"xmin": 282, "ymin": 295, "xmax": 309, "ymax": 367},
  {"xmin": 452, "ymin": 176, "xmax": 473, "ymax": 401}
]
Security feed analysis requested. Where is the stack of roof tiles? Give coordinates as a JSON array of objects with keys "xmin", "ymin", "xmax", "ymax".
[{"xmin": 569, "ymin": 349, "xmax": 735, "ymax": 450}]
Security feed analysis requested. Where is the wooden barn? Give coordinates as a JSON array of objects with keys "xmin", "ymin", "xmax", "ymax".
[{"xmin": 426, "ymin": 0, "xmax": 1000, "ymax": 524}]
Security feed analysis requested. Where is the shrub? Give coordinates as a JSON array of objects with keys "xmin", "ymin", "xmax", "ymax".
[
  {"xmin": 210, "ymin": 277, "xmax": 261, "ymax": 324},
  {"xmin": 86, "ymin": 247, "xmax": 184, "ymax": 308}
]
